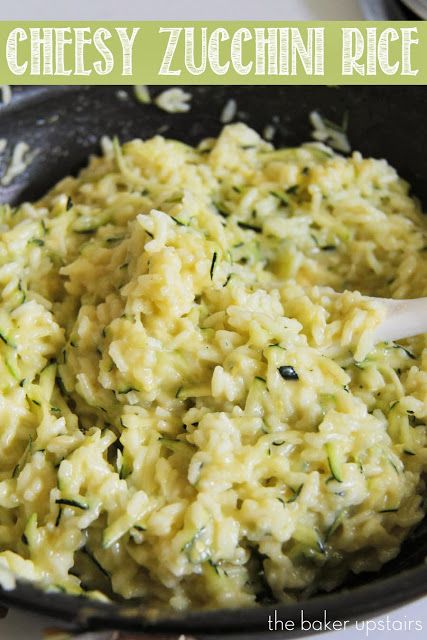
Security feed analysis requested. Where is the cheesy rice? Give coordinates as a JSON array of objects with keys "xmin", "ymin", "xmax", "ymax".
[{"xmin": 0, "ymin": 123, "xmax": 426, "ymax": 610}]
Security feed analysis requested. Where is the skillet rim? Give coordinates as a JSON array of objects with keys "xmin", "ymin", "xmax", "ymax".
[{"xmin": 0, "ymin": 560, "xmax": 426, "ymax": 634}]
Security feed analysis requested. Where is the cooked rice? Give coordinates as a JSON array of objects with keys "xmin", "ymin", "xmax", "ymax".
[
  {"xmin": 0, "ymin": 85, "xmax": 12, "ymax": 106},
  {"xmin": 220, "ymin": 99, "xmax": 237, "ymax": 124},
  {"xmin": 1, "ymin": 141, "xmax": 39, "ymax": 186},
  {"xmin": 154, "ymin": 88, "xmax": 192, "ymax": 114},
  {"xmin": 0, "ymin": 123, "xmax": 426, "ymax": 611},
  {"xmin": 133, "ymin": 85, "xmax": 151, "ymax": 105}
]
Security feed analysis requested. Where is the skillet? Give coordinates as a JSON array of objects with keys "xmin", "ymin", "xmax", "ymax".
[{"xmin": 0, "ymin": 85, "xmax": 426, "ymax": 638}]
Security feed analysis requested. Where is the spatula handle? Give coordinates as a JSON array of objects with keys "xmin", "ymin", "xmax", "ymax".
[{"xmin": 373, "ymin": 297, "xmax": 427, "ymax": 343}]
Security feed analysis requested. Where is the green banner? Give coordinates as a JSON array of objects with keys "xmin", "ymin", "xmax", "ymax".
[{"xmin": 0, "ymin": 21, "xmax": 425, "ymax": 84}]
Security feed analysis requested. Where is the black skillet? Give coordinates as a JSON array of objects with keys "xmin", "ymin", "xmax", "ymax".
[{"xmin": 0, "ymin": 86, "xmax": 426, "ymax": 638}]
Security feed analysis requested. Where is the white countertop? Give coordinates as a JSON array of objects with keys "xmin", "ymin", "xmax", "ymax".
[
  {"xmin": 1, "ymin": 1, "xmax": 426, "ymax": 638},
  {"xmin": 0, "ymin": 0, "xmax": 363, "ymax": 20}
]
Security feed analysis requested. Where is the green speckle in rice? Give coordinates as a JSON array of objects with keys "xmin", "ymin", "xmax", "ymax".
[{"xmin": 0, "ymin": 123, "xmax": 426, "ymax": 610}]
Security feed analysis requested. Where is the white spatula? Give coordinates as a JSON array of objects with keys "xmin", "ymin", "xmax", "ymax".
[{"xmin": 372, "ymin": 297, "xmax": 427, "ymax": 344}]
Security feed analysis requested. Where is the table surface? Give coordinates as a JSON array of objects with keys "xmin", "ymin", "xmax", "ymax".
[
  {"xmin": 0, "ymin": 0, "xmax": 364, "ymax": 20},
  {"xmin": 1, "ymin": 0, "xmax": 426, "ymax": 638}
]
